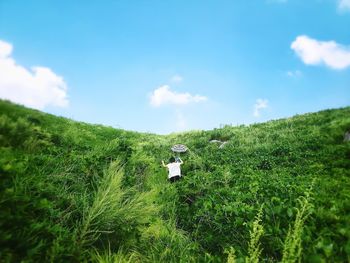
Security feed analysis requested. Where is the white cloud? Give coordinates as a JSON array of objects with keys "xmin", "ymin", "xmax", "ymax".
[
  {"xmin": 0, "ymin": 39, "xmax": 69, "ymax": 110},
  {"xmin": 0, "ymin": 40, "xmax": 12, "ymax": 58},
  {"xmin": 338, "ymin": 0, "xmax": 350, "ymax": 12},
  {"xmin": 149, "ymin": 85, "xmax": 207, "ymax": 107},
  {"xmin": 253, "ymin": 98, "xmax": 269, "ymax": 118},
  {"xmin": 286, "ymin": 70, "xmax": 302, "ymax": 78},
  {"xmin": 170, "ymin": 74, "xmax": 183, "ymax": 83},
  {"xmin": 291, "ymin": 35, "xmax": 350, "ymax": 70}
]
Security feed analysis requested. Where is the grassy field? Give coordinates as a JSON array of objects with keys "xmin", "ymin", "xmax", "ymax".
[{"xmin": 1, "ymin": 99, "xmax": 350, "ymax": 262}]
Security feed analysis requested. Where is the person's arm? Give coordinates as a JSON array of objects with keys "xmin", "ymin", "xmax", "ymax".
[
  {"xmin": 179, "ymin": 157, "xmax": 184, "ymax": 165},
  {"xmin": 161, "ymin": 160, "xmax": 167, "ymax": 167}
]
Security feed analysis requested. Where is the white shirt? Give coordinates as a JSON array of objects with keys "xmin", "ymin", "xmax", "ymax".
[{"xmin": 166, "ymin": 163, "xmax": 181, "ymax": 178}]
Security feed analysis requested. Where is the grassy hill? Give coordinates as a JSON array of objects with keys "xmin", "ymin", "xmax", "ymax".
[{"xmin": 1, "ymin": 99, "xmax": 350, "ymax": 262}]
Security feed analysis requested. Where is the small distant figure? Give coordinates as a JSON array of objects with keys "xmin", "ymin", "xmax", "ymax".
[{"xmin": 162, "ymin": 157, "xmax": 183, "ymax": 183}]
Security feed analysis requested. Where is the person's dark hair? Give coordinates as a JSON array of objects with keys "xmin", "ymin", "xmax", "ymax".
[{"xmin": 169, "ymin": 156, "xmax": 175, "ymax": 163}]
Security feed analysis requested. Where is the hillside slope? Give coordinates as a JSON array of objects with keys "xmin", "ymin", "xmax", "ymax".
[{"xmin": 1, "ymin": 99, "xmax": 350, "ymax": 262}]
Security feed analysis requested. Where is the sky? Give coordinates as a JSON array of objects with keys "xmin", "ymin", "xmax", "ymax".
[{"xmin": 0, "ymin": 0, "xmax": 349, "ymax": 134}]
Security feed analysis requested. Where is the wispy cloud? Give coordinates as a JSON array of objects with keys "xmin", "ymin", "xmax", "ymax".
[
  {"xmin": 338, "ymin": 0, "xmax": 350, "ymax": 12},
  {"xmin": 253, "ymin": 99, "xmax": 269, "ymax": 117},
  {"xmin": 170, "ymin": 74, "xmax": 183, "ymax": 83},
  {"xmin": 291, "ymin": 35, "xmax": 350, "ymax": 70},
  {"xmin": 0, "ymin": 40, "xmax": 69, "ymax": 110},
  {"xmin": 286, "ymin": 70, "xmax": 302, "ymax": 78},
  {"xmin": 149, "ymin": 85, "xmax": 207, "ymax": 107}
]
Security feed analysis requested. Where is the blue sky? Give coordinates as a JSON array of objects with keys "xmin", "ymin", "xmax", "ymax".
[{"xmin": 0, "ymin": 0, "xmax": 349, "ymax": 134}]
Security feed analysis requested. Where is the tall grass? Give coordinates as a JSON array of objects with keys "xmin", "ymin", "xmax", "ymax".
[
  {"xmin": 226, "ymin": 247, "xmax": 237, "ymax": 263},
  {"xmin": 91, "ymin": 246, "xmax": 141, "ymax": 263},
  {"xmin": 281, "ymin": 192, "xmax": 313, "ymax": 263},
  {"xmin": 246, "ymin": 207, "xmax": 264, "ymax": 263},
  {"xmin": 75, "ymin": 161, "xmax": 157, "ymax": 255},
  {"xmin": 139, "ymin": 219, "xmax": 198, "ymax": 262}
]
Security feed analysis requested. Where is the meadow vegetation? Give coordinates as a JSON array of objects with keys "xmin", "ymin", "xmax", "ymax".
[{"xmin": 0, "ymin": 99, "xmax": 349, "ymax": 262}]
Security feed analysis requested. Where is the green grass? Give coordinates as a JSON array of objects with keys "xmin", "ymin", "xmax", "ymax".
[{"xmin": 1, "ymin": 99, "xmax": 350, "ymax": 262}]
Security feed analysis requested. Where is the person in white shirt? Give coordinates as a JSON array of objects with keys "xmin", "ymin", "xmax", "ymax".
[{"xmin": 162, "ymin": 157, "xmax": 183, "ymax": 183}]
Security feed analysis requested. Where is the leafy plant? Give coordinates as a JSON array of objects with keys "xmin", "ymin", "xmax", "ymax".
[
  {"xmin": 246, "ymin": 206, "xmax": 264, "ymax": 263},
  {"xmin": 281, "ymin": 191, "xmax": 313, "ymax": 263}
]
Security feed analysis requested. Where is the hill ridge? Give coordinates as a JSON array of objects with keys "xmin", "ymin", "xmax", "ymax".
[{"xmin": 1, "ymin": 99, "xmax": 350, "ymax": 262}]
